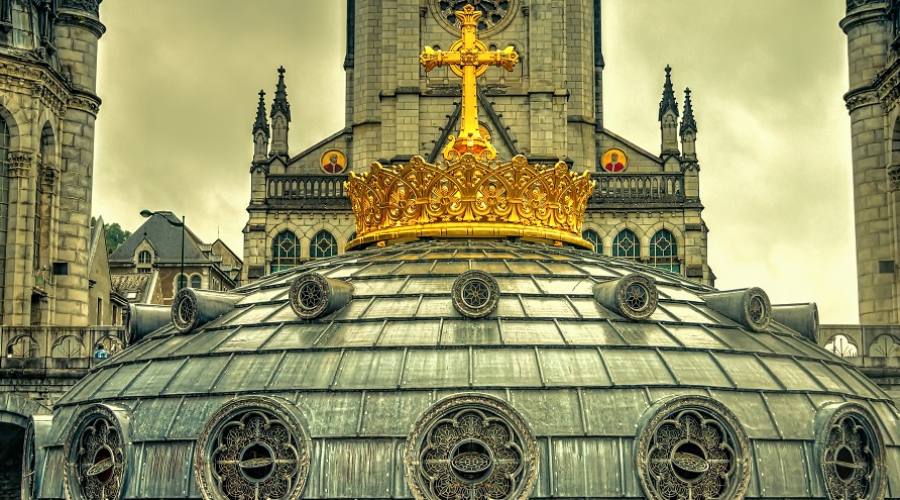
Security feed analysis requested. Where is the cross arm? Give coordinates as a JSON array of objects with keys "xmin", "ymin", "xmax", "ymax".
[
  {"xmin": 420, "ymin": 46, "xmax": 463, "ymax": 72},
  {"xmin": 476, "ymin": 46, "xmax": 520, "ymax": 72}
]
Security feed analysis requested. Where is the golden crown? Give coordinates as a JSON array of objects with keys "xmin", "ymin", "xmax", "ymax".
[{"xmin": 345, "ymin": 154, "xmax": 596, "ymax": 250}]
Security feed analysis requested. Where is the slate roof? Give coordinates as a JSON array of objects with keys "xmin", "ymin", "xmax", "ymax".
[
  {"xmin": 38, "ymin": 240, "xmax": 900, "ymax": 498},
  {"xmin": 110, "ymin": 272, "xmax": 157, "ymax": 304},
  {"xmin": 108, "ymin": 212, "xmax": 213, "ymax": 265}
]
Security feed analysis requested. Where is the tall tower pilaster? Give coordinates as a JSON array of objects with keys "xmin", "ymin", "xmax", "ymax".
[
  {"xmin": 841, "ymin": 0, "xmax": 896, "ymax": 324},
  {"xmin": 52, "ymin": 0, "xmax": 104, "ymax": 326}
]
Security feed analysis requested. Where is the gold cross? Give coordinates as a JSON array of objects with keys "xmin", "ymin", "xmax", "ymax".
[{"xmin": 420, "ymin": 5, "xmax": 519, "ymax": 160}]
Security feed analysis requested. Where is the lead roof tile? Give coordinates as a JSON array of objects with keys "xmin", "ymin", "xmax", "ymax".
[
  {"xmin": 268, "ymin": 351, "xmax": 343, "ymax": 390},
  {"xmin": 402, "ymin": 348, "xmax": 469, "ymax": 388},
  {"xmin": 472, "ymin": 348, "xmax": 541, "ymax": 386}
]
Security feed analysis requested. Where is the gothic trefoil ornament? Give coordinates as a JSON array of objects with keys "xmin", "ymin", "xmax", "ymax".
[{"xmin": 420, "ymin": 4, "xmax": 518, "ymax": 161}]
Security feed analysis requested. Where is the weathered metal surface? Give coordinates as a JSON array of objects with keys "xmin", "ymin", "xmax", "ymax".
[{"xmin": 9, "ymin": 239, "xmax": 899, "ymax": 498}]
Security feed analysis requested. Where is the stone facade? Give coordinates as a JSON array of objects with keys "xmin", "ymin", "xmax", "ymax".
[
  {"xmin": 0, "ymin": 0, "xmax": 104, "ymax": 327},
  {"xmin": 242, "ymin": 0, "xmax": 713, "ymax": 286},
  {"xmin": 842, "ymin": 0, "xmax": 900, "ymax": 324}
]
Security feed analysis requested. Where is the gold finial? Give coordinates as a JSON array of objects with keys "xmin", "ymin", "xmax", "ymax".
[{"xmin": 420, "ymin": 4, "xmax": 519, "ymax": 160}]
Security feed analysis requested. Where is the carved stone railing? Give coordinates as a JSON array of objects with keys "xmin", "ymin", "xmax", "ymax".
[
  {"xmin": 267, "ymin": 175, "xmax": 349, "ymax": 200},
  {"xmin": 266, "ymin": 173, "xmax": 687, "ymax": 205},
  {"xmin": 0, "ymin": 326, "xmax": 127, "ymax": 372},
  {"xmin": 590, "ymin": 173, "xmax": 685, "ymax": 204}
]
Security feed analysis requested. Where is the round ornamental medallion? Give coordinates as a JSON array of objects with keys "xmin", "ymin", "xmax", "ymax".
[
  {"xmin": 635, "ymin": 396, "xmax": 751, "ymax": 500},
  {"xmin": 817, "ymin": 404, "xmax": 886, "ymax": 500},
  {"xmin": 432, "ymin": 0, "xmax": 516, "ymax": 36},
  {"xmin": 405, "ymin": 393, "xmax": 539, "ymax": 500},
  {"xmin": 172, "ymin": 288, "xmax": 200, "ymax": 333},
  {"xmin": 601, "ymin": 148, "xmax": 629, "ymax": 173},
  {"xmin": 452, "ymin": 271, "xmax": 500, "ymax": 319},
  {"xmin": 289, "ymin": 273, "xmax": 331, "ymax": 319},
  {"xmin": 194, "ymin": 396, "xmax": 311, "ymax": 500},
  {"xmin": 64, "ymin": 405, "xmax": 127, "ymax": 500},
  {"xmin": 616, "ymin": 274, "xmax": 659, "ymax": 321},
  {"xmin": 743, "ymin": 288, "xmax": 771, "ymax": 332}
]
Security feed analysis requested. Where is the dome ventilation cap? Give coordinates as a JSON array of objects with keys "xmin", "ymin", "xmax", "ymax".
[
  {"xmin": 289, "ymin": 273, "xmax": 354, "ymax": 320},
  {"xmin": 172, "ymin": 289, "xmax": 242, "ymax": 334},
  {"xmin": 593, "ymin": 273, "xmax": 659, "ymax": 321}
]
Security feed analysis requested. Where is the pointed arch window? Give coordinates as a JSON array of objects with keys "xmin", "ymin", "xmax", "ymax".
[
  {"xmin": 271, "ymin": 230, "xmax": 300, "ymax": 273},
  {"xmin": 650, "ymin": 229, "xmax": 680, "ymax": 273},
  {"xmin": 0, "ymin": 114, "xmax": 9, "ymax": 314},
  {"xmin": 582, "ymin": 229, "xmax": 601, "ymax": 253},
  {"xmin": 612, "ymin": 229, "xmax": 639, "ymax": 260},
  {"xmin": 310, "ymin": 230, "xmax": 337, "ymax": 259}
]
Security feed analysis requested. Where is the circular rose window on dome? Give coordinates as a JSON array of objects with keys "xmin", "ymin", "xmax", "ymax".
[
  {"xmin": 64, "ymin": 405, "xmax": 127, "ymax": 500},
  {"xmin": 452, "ymin": 271, "xmax": 500, "ymax": 319},
  {"xmin": 635, "ymin": 396, "xmax": 750, "ymax": 500},
  {"xmin": 194, "ymin": 397, "xmax": 311, "ymax": 500},
  {"xmin": 817, "ymin": 403, "xmax": 886, "ymax": 499},
  {"xmin": 405, "ymin": 393, "xmax": 538, "ymax": 500}
]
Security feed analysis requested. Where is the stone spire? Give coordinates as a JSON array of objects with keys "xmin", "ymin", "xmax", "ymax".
[
  {"xmin": 270, "ymin": 66, "xmax": 291, "ymax": 157},
  {"xmin": 680, "ymin": 88, "xmax": 697, "ymax": 136},
  {"xmin": 252, "ymin": 90, "xmax": 269, "ymax": 162},
  {"xmin": 680, "ymin": 88, "xmax": 698, "ymax": 163},
  {"xmin": 658, "ymin": 65, "xmax": 680, "ymax": 158}
]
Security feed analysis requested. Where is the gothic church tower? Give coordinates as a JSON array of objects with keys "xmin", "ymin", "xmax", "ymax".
[
  {"xmin": 0, "ymin": 0, "xmax": 104, "ymax": 326},
  {"xmin": 242, "ymin": 0, "xmax": 714, "ymax": 287},
  {"xmin": 842, "ymin": 0, "xmax": 900, "ymax": 324}
]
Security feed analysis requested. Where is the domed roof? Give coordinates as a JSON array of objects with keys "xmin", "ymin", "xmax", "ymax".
[{"xmin": 33, "ymin": 239, "xmax": 900, "ymax": 499}]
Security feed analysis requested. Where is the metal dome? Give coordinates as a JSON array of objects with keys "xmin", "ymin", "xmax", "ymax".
[{"xmin": 27, "ymin": 239, "xmax": 900, "ymax": 499}]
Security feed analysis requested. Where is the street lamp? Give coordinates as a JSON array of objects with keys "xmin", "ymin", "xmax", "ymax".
[{"xmin": 140, "ymin": 209, "xmax": 186, "ymax": 292}]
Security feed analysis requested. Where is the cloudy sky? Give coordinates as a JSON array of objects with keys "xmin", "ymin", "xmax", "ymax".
[{"xmin": 92, "ymin": 1, "xmax": 856, "ymax": 323}]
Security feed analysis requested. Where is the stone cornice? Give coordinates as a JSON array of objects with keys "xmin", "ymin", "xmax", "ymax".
[
  {"xmin": 844, "ymin": 86, "xmax": 881, "ymax": 112},
  {"xmin": 841, "ymin": 1, "xmax": 888, "ymax": 33},
  {"xmin": 0, "ymin": 56, "xmax": 70, "ymax": 116},
  {"xmin": 875, "ymin": 58, "xmax": 900, "ymax": 112},
  {"xmin": 67, "ymin": 90, "xmax": 101, "ymax": 116},
  {"xmin": 56, "ymin": 9, "xmax": 106, "ymax": 38}
]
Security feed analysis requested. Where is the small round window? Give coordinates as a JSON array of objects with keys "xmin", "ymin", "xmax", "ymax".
[
  {"xmin": 452, "ymin": 271, "xmax": 500, "ymax": 319},
  {"xmin": 405, "ymin": 393, "xmax": 538, "ymax": 500},
  {"xmin": 635, "ymin": 396, "xmax": 750, "ymax": 500},
  {"xmin": 195, "ymin": 397, "xmax": 311, "ymax": 500}
]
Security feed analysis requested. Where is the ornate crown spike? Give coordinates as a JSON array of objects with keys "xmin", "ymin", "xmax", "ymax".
[{"xmin": 345, "ymin": 154, "xmax": 596, "ymax": 250}]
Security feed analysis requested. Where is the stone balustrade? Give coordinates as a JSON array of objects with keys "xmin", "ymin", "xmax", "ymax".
[
  {"xmin": 265, "ymin": 172, "xmax": 687, "ymax": 205},
  {"xmin": 0, "ymin": 326, "xmax": 127, "ymax": 372}
]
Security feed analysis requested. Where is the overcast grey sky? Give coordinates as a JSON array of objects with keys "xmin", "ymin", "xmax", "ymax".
[{"xmin": 92, "ymin": 1, "xmax": 857, "ymax": 323}]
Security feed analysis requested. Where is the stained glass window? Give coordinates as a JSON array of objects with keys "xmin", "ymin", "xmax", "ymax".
[
  {"xmin": 310, "ymin": 230, "xmax": 337, "ymax": 259},
  {"xmin": 612, "ymin": 229, "xmax": 639, "ymax": 260},
  {"xmin": 582, "ymin": 229, "xmax": 601, "ymax": 253},
  {"xmin": 271, "ymin": 231, "xmax": 300, "ymax": 273},
  {"xmin": 650, "ymin": 230, "xmax": 680, "ymax": 273}
]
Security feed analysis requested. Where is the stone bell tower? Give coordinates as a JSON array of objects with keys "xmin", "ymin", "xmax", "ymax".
[
  {"xmin": 841, "ymin": 0, "xmax": 899, "ymax": 324},
  {"xmin": 0, "ymin": 0, "xmax": 104, "ymax": 326}
]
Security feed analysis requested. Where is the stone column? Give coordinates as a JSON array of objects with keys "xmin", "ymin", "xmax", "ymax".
[
  {"xmin": 3, "ymin": 151, "xmax": 35, "ymax": 326},
  {"xmin": 889, "ymin": 164, "xmax": 900, "ymax": 319}
]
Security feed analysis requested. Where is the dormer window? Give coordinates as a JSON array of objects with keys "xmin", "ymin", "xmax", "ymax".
[{"xmin": 138, "ymin": 250, "xmax": 152, "ymax": 264}]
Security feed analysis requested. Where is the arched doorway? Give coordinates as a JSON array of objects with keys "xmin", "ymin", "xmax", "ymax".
[{"xmin": 0, "ymin": 421, "xmax": 25, "ymax": 498}]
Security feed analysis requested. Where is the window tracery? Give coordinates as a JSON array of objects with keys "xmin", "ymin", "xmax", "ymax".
[
  {"xmin": 310, "ymin": 230, "xmax": 337, "ymax": 259},
  {"xmin": 64, "ymin": 405, "xmax": 126, "ymax": 500},
  {"xmin": 405, "ymin": 393, "xmax": 538, "ymax": 500},
  {"xmin": 635, "ymin": 396, "xmax": 750, "ymax": 500},
  {"xmin": 452, "ymin": 270, "xmax": 500, "ymax": 318},
  {"xmin": 582, "ymin": 229, "xmax": 601, "ymax": 253},
  {"xmin": 433, "ymin": 0, "xmax": 515, "ymax": 35},
  {"xmin": 195, "ymin": 397, "xmax": 311, "ymax": 500},
  {"xmin": 817, "ymin": 404, "xmax": 886, "ymax": 500},
  {"xmin": 271, "ymin": 230, "xmax": 300, "ymax": 273},
  {"xmin": 613, "ymin": 229, "xmax": 639, "ymax": 260},
  {"xmin": 650, "ymin": 230, "xmax": 679, "ymax": 273}
]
